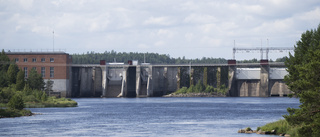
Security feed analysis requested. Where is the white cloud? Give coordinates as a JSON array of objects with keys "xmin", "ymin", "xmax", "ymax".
[
  {"xmin": 201, "ymin": 36, "xmax": 221, "ymax": 46},
  {"xmin": 1, "ymin": 0, "xmax": 320, "ymax": 60},
  {"xmin": 184, "ymin": 14, "xmax": 217, "ymax": 24},
  {"xmin": 297, "ymin": 7, "xmax": 320, "ymax": 22},
  {"xmin": 154, "ymin": 41, "xmax": 165, "ymax": 47},
  {"xmin": 185, "ymin": 33, "xmax": 194, "ymax": 41},
  {"xmin": 144, "ymin": 16, "xmax": 176, "ymax": 26},
  {"xmin": 138, "ymin": 43, "xmax": 149, "ymax": 49},
  {"xmin": 87, "ymin": 13, "xmax": 111, "ymax": 32},
  {"xmin": 18, "ymin": 0, "xmax": 34, "ymax": 10}
]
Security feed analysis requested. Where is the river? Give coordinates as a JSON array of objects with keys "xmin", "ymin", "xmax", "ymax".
[{"xmin": 0, "ymin": 97, "xmax": 300, "ymax": 137}]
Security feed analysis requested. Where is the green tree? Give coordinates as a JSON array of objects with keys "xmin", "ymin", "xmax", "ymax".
[
  {"xmin": 7, "ymin": 93, "xmax": 25, "ymax": 110},
  {"xmin": 0, "ymin": 49, "xmax": 10, "ymax": 88},
  {"xmin": 7, "ymin": 64, "xmax": 19, "ymax": 85},
  {"xmin": 44, "ymin": 79, "xmax": 53, "ymax": 95},
  {"xmin": 16, "ymin": 69, "xmax": 25, "ymax": 91},
  {"xmin": 275, "ymin": 57, "xmax": 287, "ymax": 62},
  {"xmin": 0, "ymin": 70, "xmax": 8, "ymax": 88},
  {"xmin": 0, "ymin": 49, "xmax": 10, "ymax": 71},
  {"xmin": 27, "ymin": 68, "xmax": 45, "ymax": 90},
  {"xmin": 283, "ymin": 24, "xmax": 320, "ymax": 137}
]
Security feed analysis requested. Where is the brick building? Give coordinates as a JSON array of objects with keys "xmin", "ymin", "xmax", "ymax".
[{"xmin": 6, "ymin": 51, "xmax": 72, "ymax": 97}]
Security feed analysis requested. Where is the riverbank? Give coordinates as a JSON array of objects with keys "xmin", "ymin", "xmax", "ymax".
[
  {"xmin": 25, "ymin": 97, "xmax": 78, "ymax": 108},
  {"xmin": 0, "ymin": 108, "xmax": 33, "ymax": 118},
  {"xmin": 238, "ymin": 119, "xmax": 300, "ymax": 136},
  {"xmin": 163, "ymin": 92, "xmax": 226, "ymax": 97},
  {"xmin": 0, "ymin": 97, "xmax": 77, "ymax": 118}
]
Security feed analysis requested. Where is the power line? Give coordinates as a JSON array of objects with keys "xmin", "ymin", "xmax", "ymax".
[{"xmin": 233, "ymin": 47, "xmax": 294, "ymax": 60}]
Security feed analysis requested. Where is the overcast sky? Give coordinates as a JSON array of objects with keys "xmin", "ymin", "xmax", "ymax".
[{"xmin": 1, "ymin": 0, "xmax": 320, "ymax": 60}]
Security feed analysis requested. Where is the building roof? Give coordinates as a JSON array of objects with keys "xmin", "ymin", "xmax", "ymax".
[{"xmin": 5, "ymin": 51, "xmax": 69, "ymax": 55}]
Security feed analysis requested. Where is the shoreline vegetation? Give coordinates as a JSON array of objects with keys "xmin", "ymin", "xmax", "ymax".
[
  {"xmin": 238, "ymin": 119, "xmax": 298, "ymax": 136},
  {"xmin": 164, "ymin": 81, "xmax": 227, "ymax": 97},
  {"xmin": 0, "ymin": 97, "xmax": 77, "ymax": 118},
  {"xmin": 240, "ymin": 24, "xmax": 320, "ymax": 137},
  {"xmin": 0, "ymin": 50, "xmax": 77, "ymax": 118}
]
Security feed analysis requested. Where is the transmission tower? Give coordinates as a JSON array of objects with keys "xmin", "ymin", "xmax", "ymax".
[{"xmin": 233, "ymin": 47, "xmax": 294, "ymax": 60}]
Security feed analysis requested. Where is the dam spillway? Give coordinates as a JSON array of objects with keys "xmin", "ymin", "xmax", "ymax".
[{"xmin": 69, "ymin": 60, "xmax": 291, "ymax": 98}]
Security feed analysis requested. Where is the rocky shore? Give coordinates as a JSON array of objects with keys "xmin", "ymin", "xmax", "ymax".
[
  {"xmin": 163, "ymin": 92, "xmax": 226, "ymax": 97},
  {"xmin": 238, "ymin": 128, "xmax": 290, "ymax": 136}
]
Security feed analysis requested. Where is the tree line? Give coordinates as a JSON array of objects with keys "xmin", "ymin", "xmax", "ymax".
[
  {"xmin": 72, "ymin": 50, "xmax": 286, "ymax": 64},
  {"xmin": 0, "ymin": 50, "xmax": 76, "ymax": 118}
]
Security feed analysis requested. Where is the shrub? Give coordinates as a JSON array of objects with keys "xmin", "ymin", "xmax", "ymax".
[
  {"xmin": 7, "ymin": 93, "xmax": 25, "ymax": 110},
  {"xmin": 0, "ymin": 87, "xmax": 16, "ymax": 103},
  {"xmin": 194, "ymin": 81, "xmax": 204, "ymax": 93},
  {"xmin": 175, "ymin": 87, "xmax": 188, "ymax": 94},
  {"xmin": 187, "ymin": 85, "xmax": 194, "ymax": 93},
  {"xmin": 256, "ymin": 127, "xmax": 261, "ymax": 131},
  {"xmin": 0, "ymin": 108, "xmax": 32, "ymax": 118},
  {"xmin": 23, "ymin": 95, "xmax": 39, "ymax": 103},
  {"xmin": 204, "ymin": 85, "xmax": 214, "ymax": 93},
  {"xmin": 260, "ymin": 119, "xmax": 289, "ymax": 134}
]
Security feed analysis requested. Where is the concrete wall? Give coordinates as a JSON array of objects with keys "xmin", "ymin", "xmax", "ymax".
[
  {"xmin": 269, "ymin": 80, "xmax": 291, "ymax": 96},
  {"xmin": 237, "ymin": 80, "xmax": 260, "ymax": 97},
  {"xmin": 166, "ymin": 67, "xmax": 178, "ymax": 94},
  {"xmin": 228, "ymin": 64, "xmax": 292, "ymax": 97},
  {"xmin": 71, "ymin": 67, "xmax": 103, "ymax": 97},
  {"xmin": 259, "ymin": 65, "xmax": 269, "ymax": 97},
  {"xmin": 44, "ymin": 79, "xmax": 68, "ymax": 97},
  {"xmin": 70, "ymin": 64, "xmax": 292, "ymax": 98},
  {"xmin": 106, "ymin": 67, "xmax": 123, "ymax": 97},
  {"xmin": 138, "ymin": 66, "xmax": 150, "ymax": 97},
  {"xmin": 152, "ymin": 67, "xmax": 165, "ymax": 96},
  {"xmin": 79, "ymin": 67, "xmax": 93, "ymax": 97}
]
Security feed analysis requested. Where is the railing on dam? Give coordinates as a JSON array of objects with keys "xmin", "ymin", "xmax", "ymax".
[{"xmin": 71, "ymin": 62, "xmax": 286, "ymax": 67}]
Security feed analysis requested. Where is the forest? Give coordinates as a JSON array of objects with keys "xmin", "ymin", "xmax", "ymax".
[{"xmin": 72, "ymin": 50, "xmax": 287, "ymax": 64}]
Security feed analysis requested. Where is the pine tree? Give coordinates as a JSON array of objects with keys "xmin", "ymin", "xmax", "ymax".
[
  {"xmin": 0, "ymin": 49, "xmax": 10, "ymax": 71},
  {"xmin": 283, "ymin": 24, "xmax": 320, "ymax": 137},
  {"xmin": 16, "ymin": 69, "xmax": 25, "ymax": 91},
  {"xmin": 27, "ymin": 69, "xmax": 45, "ymax": 90},
  {"xmin": 0, "ymin": 49, "xmax": 10, "ymax": 88},
  {"xmin": 7, "ymin": 64, "xmax": 19, "ymax": 85},
  {"xmin": 0, "ymin": 70, "xmax": 8, "ymax": 88}
]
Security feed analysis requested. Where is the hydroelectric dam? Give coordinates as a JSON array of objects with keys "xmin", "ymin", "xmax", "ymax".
[{"xmin": 69, "ymin": 60, "xmax": 291, "ymax": 98}]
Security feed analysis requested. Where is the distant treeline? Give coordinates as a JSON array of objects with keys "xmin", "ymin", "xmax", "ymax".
[{"xmin": 72, "ymin": 50, "xmax": 286, "ymax": 64}]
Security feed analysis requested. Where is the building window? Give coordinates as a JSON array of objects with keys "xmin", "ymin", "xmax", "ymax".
[
  {"xmin": 32, "ymin": 67, "xmax": 37, "ymax": 72},
  {"xmin": 32, "ymin": 58, "xmax": 37, "ymax": 62},
  {"xmin": 50, "ymin": 67, "xmax": 54, "ymax": 78},
  {"xmin": 24, "ymin": 58, "xmax": 28, "ymax": 62},
  {"xmin": 41, "ymin": 67, "xmax": 45, "ymax": 78},
  {"xmin": 24, "ymin": 67, "xmax": 28, "ymax": 78},
  {"xmin": 41, "ymin": 58, "xmax": 45, "ymax": 62},
  {"xmin": 15, "ymin": 58, "xmax": 19, "ymax": 62},
  {"xmin": 50, "ymin": 58, "xmax": 54, "ymax": 62}
]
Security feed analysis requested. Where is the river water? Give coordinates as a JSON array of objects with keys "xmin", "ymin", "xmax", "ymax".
[{"xmin": 0, "ymin": 97, "xmax": 300, "ymax": 137}]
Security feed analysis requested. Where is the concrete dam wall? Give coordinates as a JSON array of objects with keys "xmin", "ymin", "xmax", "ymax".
[{"xmin": 69, "ymin": 62, "xmax": 291, "ymax": 97}]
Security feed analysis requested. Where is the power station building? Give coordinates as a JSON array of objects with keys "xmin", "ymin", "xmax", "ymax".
[{"xmin": 6, "ymin": 51, "xmax": 72, "ymax": 97}]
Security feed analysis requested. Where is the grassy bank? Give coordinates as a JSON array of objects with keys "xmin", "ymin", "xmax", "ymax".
[
  {"xmin": 1, "ymin": 97, "xmax": 77, "ymax": 118},
  {"xmin": 25, "ymin": 97, "xmax": 78, "ymax": 108},
  {"xmin": 0, "ymin": 108, "xmax": 32, "ymax": 118},
  {"xmin": 171, "ymin": 81, "xmax": 227, "ymax": 96},
  {"xmin": 257, "ymin": 119, "xmax": 300, "ymax": 136}
]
